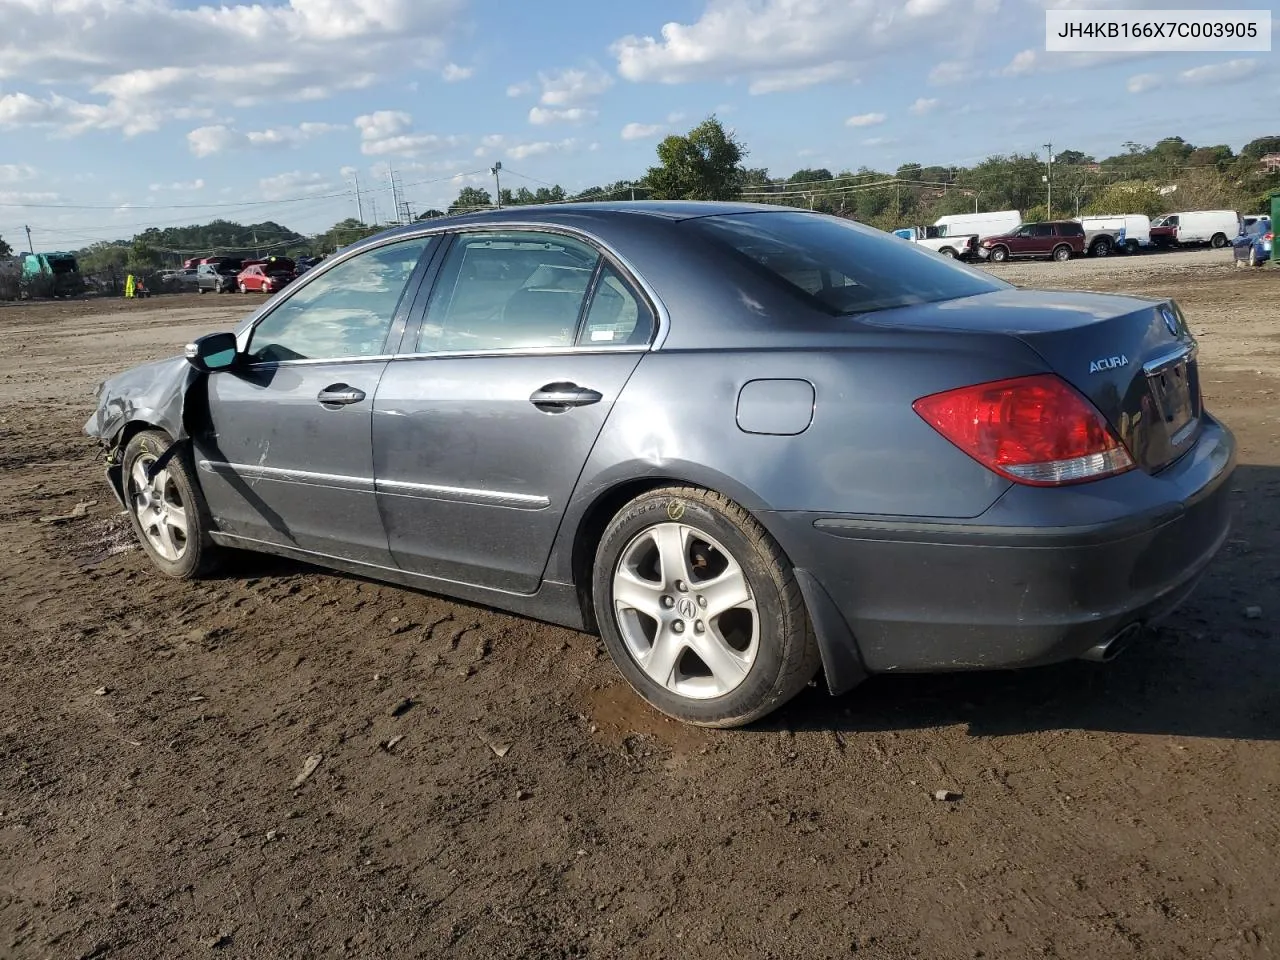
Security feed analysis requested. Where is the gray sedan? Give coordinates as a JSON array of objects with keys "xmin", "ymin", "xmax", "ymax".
[{"xmin": 86, "ymin": 202, "xmax": 1236, "ymax": 727}]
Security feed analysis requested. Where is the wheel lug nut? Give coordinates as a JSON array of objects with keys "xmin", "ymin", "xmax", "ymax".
[
  {"xmin": 697, "ymin": 595, "xmax": 707, "ymax": 608},
  {"xmin": 672, "ymin": 621, "xmax": 685, "ymax": 634},
  {"xmin": 661, "ymin": 595, "xmax": 675, "ymax": 609},
  {"xmin": 675, "ymin": 580, "xmax": 688, "ymax": 593},
  {"xmin": 694, "ymin": 621, "xmax": 705, "ymax": 634}
]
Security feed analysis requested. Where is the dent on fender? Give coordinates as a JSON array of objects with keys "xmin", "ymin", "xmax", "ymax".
[{"xmin": 85, "ymin": 356, "xmax": 201, "ymax": 448}]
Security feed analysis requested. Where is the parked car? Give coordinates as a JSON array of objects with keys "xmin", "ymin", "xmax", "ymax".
[
  {"xmin": 1150, "ymin": 210, "xmax": 1241, "ymax": 249},
  {"xmin": 1077, "ymin": 214, "xmax": 1151, "ymax": 256},
  {"xmin": 1233, "ymin": 217, "xmax": 1272, "ymax": 268},
  {"xmin": 196, "ymin": 260, "xmax": 243, "ymax": 294},
  {"xmin": 235, "ymin": 262, "xmax": 293, "ymax": 294},
  {"xmin": 978, "ymin": 220, "xmax": 1086, "ymax": 262},
  {"xmin": 85, "ymin": 202, "xmax": 1236, "ymax": 728},
  {"xmin": 933, "ymin": 210, "xmax": 1022, "ymax": 241},
  {"xmin": 891, "ymin": 225, "xmax": 980, "ymax": 260},
  {"xmin": 161, "ymin": 268, "xmax": 200, "ymax": 292}
]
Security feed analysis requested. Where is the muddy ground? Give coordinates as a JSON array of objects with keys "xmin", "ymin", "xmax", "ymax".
[{"xmin": 1, "ymin": 249, "xmax": 1277, "ymax": 959}]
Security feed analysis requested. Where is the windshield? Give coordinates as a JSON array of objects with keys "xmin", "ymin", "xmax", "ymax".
[{"xmin": 689, "ymin": 211, "xmax": 1008, "ymax": 315}]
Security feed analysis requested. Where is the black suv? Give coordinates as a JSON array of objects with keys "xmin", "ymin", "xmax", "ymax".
[{"xmin": 196, "ymin": 259, "xmax": 243, "ymax": 294}]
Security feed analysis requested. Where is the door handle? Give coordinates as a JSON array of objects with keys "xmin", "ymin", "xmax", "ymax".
[
  {"xmin": 529, "ymin": 383, "xmax": 603, "ymax": 411},
  {"xmin": 317, "ymin": 384, "xmax": 366, "ymax": 407}
]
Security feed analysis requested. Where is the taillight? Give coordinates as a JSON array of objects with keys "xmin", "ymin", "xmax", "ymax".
[
  {"xmin": 1265, "ymin": 233, "xmax": 1273, "ymax": 242},
  {"xmin": 912, "ymin": 374, "xmax": 1134, "ymax": 486}
]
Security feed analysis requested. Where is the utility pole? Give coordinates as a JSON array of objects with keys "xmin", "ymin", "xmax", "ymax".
[
  {"xmin": 1043, "ymin": 142, "xmax": 1053, "ymax": 220},
  {"xmin": 24, "ymin": 224, "xmax": 33, "ymax": 254},
  {"xmin": 490, "ymin": 162, "xmax": 502, "ymax": 208},
  {"xmin": 352, "ymin": 172, "xmax": 365, "ymax": 224},
  {"xmin": 389, "ymin": 167, "xmax": 402, "ymax": 225},
  {"xmin": 369, "ymin": 198, "xmax": 378, "ymax": 226}
]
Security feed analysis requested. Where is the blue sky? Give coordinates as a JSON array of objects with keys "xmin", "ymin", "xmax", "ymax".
[{"xmin": 0, "ymin": 0, "xmax": 1275, "ymax": 250}]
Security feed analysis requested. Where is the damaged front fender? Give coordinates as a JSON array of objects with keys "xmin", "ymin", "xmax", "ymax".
[{"xmin": 84, "ymin": 355, "xmax": 201, "ymax": 507}]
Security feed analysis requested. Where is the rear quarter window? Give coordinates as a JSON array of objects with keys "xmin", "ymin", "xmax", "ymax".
[{"xmin": 689, "ymin": 211, "xmax": 1008, "ymax": 315}]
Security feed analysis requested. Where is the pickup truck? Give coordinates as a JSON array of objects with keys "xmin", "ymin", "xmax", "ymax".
[{"xmin": 891, "ymin": 226, "xmax": 979, "ymax": 260}]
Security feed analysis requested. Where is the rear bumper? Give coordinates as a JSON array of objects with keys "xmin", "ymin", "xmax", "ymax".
[{"xmin": 768, "ymin": 416, "xmax": 1236, "ymax": 674}]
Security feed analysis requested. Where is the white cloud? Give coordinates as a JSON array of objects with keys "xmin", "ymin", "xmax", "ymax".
[
  {"xmin": 862, "ymin": 136, "xmax": 896, "ymax": 147},
  {"xmin": 0, "ymin": 163, "xmax": 36, "ymax": 183},
  {"xmin": 748, "ymin": 61, "xmax": 855, "ymax": 95},
  {"xmin": 928, "ymin": 60, "xmax": 971, "ymax": 85},
  {"xmin": 259, "ymin": 171, "xmax": 335, "ymax": 197},
  {"xmin": 1001, "ymin": 49, "xmax": 1038, "ymax": 76},
  {"xmin": 0, "ymin": 190, "xmax": 58, "ymax": 204},
  {"xmin": 611, "ymin": 0, "xmax": 999, "ymax": 91},
  {"xmin": 472, "ymin": 135, "xmax": 580, "ymax": 160},
  {"xmin": 1180, "ymin": 59, "xmax": 1258, "ymax": 85},
  {"xmin": 621, "ymin": 122, "xmax": 665, "ymax": 140},
  {"xmin": 666, "ymin": 111, "xmax": 686, "ymax": 124},
  {"xmin": 1127, "ymin": 72, "xmax": 1160, "ymax": 94},
  {"xmin": 149, "ymin": 179, "xmax": 205, "ymax": 191},
  {"xmin": 845, "ymin": 112, "xmax": 886, "ymax": 128},
  {"xmin": 187, "ymin": 121, "xmax": 342, "ymax": 156},
  {"xmin": 529, "ymin": 106, "xmax": 596, "ymax": 125},
  {"xmin": 909, "ymin": 97, "xmax": 939, "ymax": 115},
  {"xmin": 508, "ymin": 62, "xmax": 613, "ymax": 125},
  {"xmin": 442, "ymin": 63, "xmax": 473, "ymax": 82},
  {"xmin": 355, "ymin": 110, "xmax": 462, "ymax": 157},
  {"xmin": 0, "ymin": 0, "xmax": 467, "ymax": 137}
]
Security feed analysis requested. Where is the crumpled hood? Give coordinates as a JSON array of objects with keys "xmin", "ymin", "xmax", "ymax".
[{"xmin": 84, "ymin": 354, "xmax": 198, "ymax": 444}]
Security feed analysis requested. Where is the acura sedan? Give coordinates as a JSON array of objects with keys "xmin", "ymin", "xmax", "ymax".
[{"xmin": 85, "ymin": 202, "xmax": 1236, "ymax": 727}]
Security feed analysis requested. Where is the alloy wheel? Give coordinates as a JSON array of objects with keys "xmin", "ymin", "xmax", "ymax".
[
  {"xmin": 612, "ymin": 522, "xmax": 759, "ymax": 700},
  {"xmin": 129, "ymin": 455, "xmax": 189, "ymax": 562}
]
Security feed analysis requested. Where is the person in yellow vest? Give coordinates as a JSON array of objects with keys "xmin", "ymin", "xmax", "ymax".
[{"xmin": 124, "ymin": 273, "xmax": 136, "ymax": 298}]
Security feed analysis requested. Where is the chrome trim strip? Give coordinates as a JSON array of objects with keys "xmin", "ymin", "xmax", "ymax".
[
  {"xmin": 1143, "ymin": 342, "xmax": 1197, "ymax": 376},
  {"xmin": 375, "ymin": 478, "xmax": 550, "ymax": 510},
  {"xmin": 198, "ymin": 460, "xmax": 373, "ymax": 492}
]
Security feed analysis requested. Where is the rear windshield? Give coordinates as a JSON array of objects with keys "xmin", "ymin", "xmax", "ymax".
[{"xmin": 688, "ymin": 211, "xmax": 1007, "ymax": 315}]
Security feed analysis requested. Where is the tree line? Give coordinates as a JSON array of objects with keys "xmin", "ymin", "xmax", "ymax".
[{"xmin": 55, "ymin": 119, "xmax": 1280, "ymax": 277}]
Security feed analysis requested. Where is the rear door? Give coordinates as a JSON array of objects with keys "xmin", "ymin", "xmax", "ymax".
[
  {"xmin": 372, "ymin": 229, "xmax": 654, "ymax": 593},
  {"xmin": 1027, "ymin": 223, "xmax": 1056, "ymax": 255}
]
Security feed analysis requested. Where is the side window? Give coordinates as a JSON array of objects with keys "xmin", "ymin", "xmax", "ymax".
[
  {"xmin": 578, "ymin": 264, "xmax": 654, "ymax": 346},
  {"xmin": 416, "ymin": 231, "xmax": 600, "ymax": 353},
  {"xmin": 1031, "ymin": 224, "xmax": 1054, "ymax": 237},
  {"xmin": 247, "ymin": 236, "xmax": 433, "ymax": 363}
]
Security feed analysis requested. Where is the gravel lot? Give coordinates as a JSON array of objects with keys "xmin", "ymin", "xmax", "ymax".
[{"xmin": 1, "ymin": 247, "xmax": 1277, "ymax": 959}]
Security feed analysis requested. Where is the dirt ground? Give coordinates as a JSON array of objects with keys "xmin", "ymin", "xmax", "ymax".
[{"xmin": 1, "ymin": 249, "xmax": 1277, "ymax": 959}]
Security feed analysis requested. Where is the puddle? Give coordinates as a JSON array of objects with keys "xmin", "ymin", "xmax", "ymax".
[{"xmin": 583, "ymin": 683, "xmax": 711, "ymax": 756}]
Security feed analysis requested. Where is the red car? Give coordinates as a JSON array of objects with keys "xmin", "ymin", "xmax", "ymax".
[
  {"xmin": 235, "ymin": 262, "xmax": 293, "ymax": 294},
  {"xmin": 978, "ymin": 220, "xmax": 1087, "ymax": 263}
]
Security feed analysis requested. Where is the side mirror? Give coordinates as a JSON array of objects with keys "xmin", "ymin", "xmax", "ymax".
[{"xmin": 184, "ymin": 331, "xmax": 239, "ymax": 372}]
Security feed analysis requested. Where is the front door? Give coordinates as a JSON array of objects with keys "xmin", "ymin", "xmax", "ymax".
[
  {"xmin": 193, "ymin": 234, "xmax": 437, "ymax": 566},
  {"xmin": 373, "ymin": 230, "xmax": 655, "ymax": 593}
]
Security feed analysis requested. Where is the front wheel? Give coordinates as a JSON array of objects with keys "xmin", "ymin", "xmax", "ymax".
[
  {"xmin": 239, "ymin": 282, "xmax": 248, "ymax": 294},
  {"xmin": 1053, "ymin": 244, "xmax": 1072, "ymax": 262},
  {"xmin": 592, "ymin": 486, "xmax": 820, "ymax": 728},
  {"xmin": 938, "ymin": 247, "xmax": 956, "ymax": 258},
  {"xmin": 122, "ymin": 430, "xmax": 220, "ymax": 579},
  {"xmin": 1249, "ymin": 246, "xmax": 1259, "ymax": 267},
  {"xmin": 988, "ymin": 246, "xmax": 1009, "ymax": 263}
]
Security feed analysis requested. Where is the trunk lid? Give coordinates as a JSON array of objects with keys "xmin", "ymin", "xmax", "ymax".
[{"xmin": 867, "ymin": 288, "xmax": 1202, "ymax": 471}]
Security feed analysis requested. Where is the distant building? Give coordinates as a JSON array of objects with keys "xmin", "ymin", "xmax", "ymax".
[{"xmin": 1259, "ymin": 153, "xmax": 1280, "ymax": 172}]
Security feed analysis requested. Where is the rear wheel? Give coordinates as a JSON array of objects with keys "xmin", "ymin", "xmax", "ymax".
[
  {"xmin": 592, "ymin": 486, "xmax": 820, "ymax": 728},
  {"xmin": 1211, "ymin": 233, "xmax": 1228, "ymax": 249},
  {"xmin": 1090, "ymin": 237, "xmax": 1111, "ymax": 257},
  {"xmin": 1053, "ymin": 244, "xmax": 1072, "ymax": 262},
  {"xmin": 988, "ymin": 245, "xmax": 1009, "ymax": 263},
  {"xmin": 122, "ymin": 430, "xmax": 220, "ymax": 579},
  {"xmin": 938, "ymin": 247, "xmax": 956, "ymax": 258}
]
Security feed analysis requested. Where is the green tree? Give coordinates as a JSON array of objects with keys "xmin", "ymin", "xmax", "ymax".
[
  {"xmin": 1083, "ymin": 181, "xmax": 1164, "ymax": 218},
  {"xmin": 415, "ymin": 208, "xmax": 446, "ymax": 220},
  {"xmin": 316, "ymin": 218, "xmax": 381, "ymax": 253},
  {"xmin": 0, "ymin": 235, "xmax": 11, "ymax": 258},
  {"xmin": 127, "ymin": 238, "xmax": 160, "ymax": 272},
  {"xmin": 448, "ymin": 186, "xmax": 493, "ymax": 213},
  {"xmin": 1240, "ymin": 136, "xmax": 1280, "ymax": 159},
  {"xmin": 645, "ymin": 115, "xmax": 747, "ymax": 201},
  {"xmin": 788, "ymin": 168, "xmax": 832, "ymax": 184}
]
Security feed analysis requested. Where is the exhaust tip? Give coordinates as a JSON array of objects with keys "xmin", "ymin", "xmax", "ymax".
[{"xmin": 1082, "ymin": 623, "xmax": 1144, "ymax": 663}]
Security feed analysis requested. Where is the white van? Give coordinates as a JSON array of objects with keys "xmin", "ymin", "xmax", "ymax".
[
  {"xmin": 1076, "ymin": 214, "xmax": 1152, "ymax": 255},
  {"xmin": 933, "ymin": 210, "xmax": 1022, "ymax": 241},
  {"xmin": 1152, "ymin": 210, "xmax": 1241, "ymax": 248}
]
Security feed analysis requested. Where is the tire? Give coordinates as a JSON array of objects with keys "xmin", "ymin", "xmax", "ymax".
[
  {"xmin": 1052, "ymin": 244, "xmax": 1072, "ymax": 262},
  {"xmin": 1090, "ymin": 238, "xmax": 1111, "ymax": 257},
  {"xmin": 938, "ymin": 247, "xmax": 956, "ymax": 258},
  {"xmin": 1249, "ymin": 247, "xmax": 1259, "ymax": 268},
  {"xmin": 239, "ymin": 282, "xmax": 248, "ymax": 294},
  {"xmin": 592, "ymin": 486, "xmax": 820, "ymax": 728},
  {"xmin": 122, "ymin": 430, "xmax": 220, "ymax": 580},
  {"xmin": 1124, "ymin": 239, "xmax": 1139, "ymax": 254},
  {"xmin": 198, "ymin": 287, "xmax": 207, "ymax": 295},
  {"xmin": 1211, "ymin": 233, "xmax": 1228, "ymax": 249},
  {"xmin": 988, "ymin": 246, "xmax": 1009, "ymax": 263}
]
